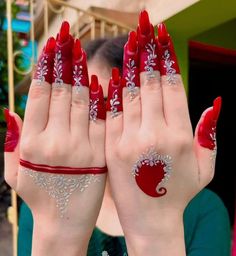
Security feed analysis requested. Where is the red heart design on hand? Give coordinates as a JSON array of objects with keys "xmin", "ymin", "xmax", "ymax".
[
  {"xmin": 132, "ymin": 148, "xmax": 172, "ymax": 198},
  {"xmin": 135, "ymin": 162, "xmax": 166, "ymax": 197}
]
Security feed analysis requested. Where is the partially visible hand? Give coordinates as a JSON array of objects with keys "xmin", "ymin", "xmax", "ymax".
[
  {"xmin": 106, "ymin": 12, "xmax": 221, "ymax": 256},
  {"xmin": 4, "ymin": 22, "xmax": 106, "ymax": 256}
]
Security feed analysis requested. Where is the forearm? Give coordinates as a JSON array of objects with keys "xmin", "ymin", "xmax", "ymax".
[
  {"xmin": 32, "ymin": 220, "xmax": 90, "ymax": 256},
  {"xmin": 125, "ymin": 216, "xmax": 186, "ymax": 256}
]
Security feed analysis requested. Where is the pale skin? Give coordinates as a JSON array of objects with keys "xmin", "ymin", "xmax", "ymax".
[{"xmin": 4, "ymin": 56, "xmax": 215, "ymax": 256}]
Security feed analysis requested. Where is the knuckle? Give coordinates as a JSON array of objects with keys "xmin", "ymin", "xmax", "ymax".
[
  {"xmin": 29, "ymin": 84, "xmax": 49, "ymax": 99},
  {"xmin": 71, "ymin": 97, "xmax": 89, "ymax": 110},
  {"xmin": 51, "ymin": 86, "xmax": 71, "ymax": 100}
]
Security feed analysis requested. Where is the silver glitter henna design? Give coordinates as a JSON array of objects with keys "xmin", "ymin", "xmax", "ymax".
[
  {"xmin": 144, "ymin": 39, "xmax": 157, "ymax": 80},
  {"xmin": 110, "ymin": 89, "xmax": 121, "ymax": 118},
  {"xmin": 125, "ymin": 58, "xmax": 139, "ymax": 100},
  {"xmin": 132, "ymin": 147, "xmax": 172, "ymax": 197},
  {"xmin": 163, "ymin": 49, "xmax": 177, "ymax": 85},
  {"xmin": 54, "ymin": 50, "xmax": 63, "ymax": 86},
  {"xmin": 36, "ymin": 56, "xmax": 48, "ymax": 85},
  {"xmin": 89, "ymin": 98, "xmax": 99, "ymax": 121},
  {"xmin": 73, "ymin": 64, "xmax": 83, "ymax": 93},
  {"xmin": 21, "ymin": 167, "xmax": 100, "ymax": 217}
]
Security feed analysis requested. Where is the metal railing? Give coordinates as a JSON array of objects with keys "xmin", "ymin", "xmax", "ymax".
[{"xmin": 6, "ymin": 1, "xmax": 134, "ymax": 255}]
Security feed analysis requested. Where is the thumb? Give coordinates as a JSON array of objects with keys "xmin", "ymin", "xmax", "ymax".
[
  {"xmin": 4, "ymin": 109, "xmax": 23, "ymax": 189},
  {"xmin": 193, "ymin": 97, "xmax": 222, "ymax": 188}
]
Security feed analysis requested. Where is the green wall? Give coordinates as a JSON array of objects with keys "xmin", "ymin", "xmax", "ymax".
[{"xmin": 164, "ymin": 0, "xmax": 236, "ymax": 93}]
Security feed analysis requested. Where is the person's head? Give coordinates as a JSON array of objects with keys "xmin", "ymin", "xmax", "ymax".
[{"xmin": 84, "ymin": 36, "xmax": 128, "ymax": 98}]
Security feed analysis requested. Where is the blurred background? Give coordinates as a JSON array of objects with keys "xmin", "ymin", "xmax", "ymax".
[{"xmin": 0, "ymin": 0, "xmax": 236, "ymax": 255}]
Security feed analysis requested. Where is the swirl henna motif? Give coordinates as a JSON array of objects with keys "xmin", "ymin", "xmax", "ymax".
[
  {"xmin": 53, "ymin": 50, "xmax": 63, "ymax": 86},
  {"xmin": 21, "ymin": 167, "xmax": 100, "ymax": 217},
  {"xmin": 110, "ymin": 89, "xmax": 120, "ymax": 118},
  {"xmin": 89, "ymin": 98, "xmax": 99, "ymax": 121},
  {"xmin": 132, "ymin": 147, "xmax": 172, "ymax": 197}
]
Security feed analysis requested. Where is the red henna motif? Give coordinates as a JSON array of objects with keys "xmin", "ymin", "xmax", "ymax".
[
  {"xmin": 198, "ymin": 97, "xmax": 222, "ymax": 150},
  {"xmin": 89, "ymin": 75, "xmax": 106, "ymax": 121},
  {"xmin": 3, "ymin": 109, "xmax": 20, "ymax": 152},
  {"xmin": 157, "ymin": 23, "xmax": 180, "ymax": 82},
  {"xmin": 53, "ymin": 21, "xmax": 74, "ymax": 85},
  {"xmin": 137, "ymin": 10, "xmax": 159, "ymax": 74},
  {"xmin": 34, "ymin": 37, "xmax": 56, "ymax": 84},
  {"xmin": 72, "ymin": 39, "xmax": 89, "ymax": 89},
  {"xmin": 132, "ymin": 147, "xmax": 172, "ymax": 197},
  {"xmin": 20, "ymin": 159, "xmax": 107, "ymax": 175},
  {"xmin": 122, "ymin": 31, "xmax": 140, "ymax": 98},
  {"xmin": 106, "ymin": 67, "xmax": 123, "ymax": 117}
]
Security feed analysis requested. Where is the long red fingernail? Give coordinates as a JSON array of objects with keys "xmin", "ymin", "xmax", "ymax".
[
  {"xmin": 53, "ymin": 21, "xmax": 73, "ymax": 85},
  {"xmin": 34, "ymin": 37, "xmax": 56, "ymax": 84},
  {"xmin": 157, "ymin": 23, "xmax": 180, "ymax": 84},
  {"xmin": 122, "ymin": 31, "xmax": 140, "ymax": 100},
  {"xmin": 198, "ymin": 97, "xmax": 222, "ymax": 150},
  {"xmin": 137, "ymin": 11, "xmax": 159, "ymax": 75},
  {"xmin": 107, "ymin": 67, "xmax": 123, "ymax": 117},
  {"xmin": 89, "ymin": 75, "xmax": 106, "ymax": 121},
  {"xmin": 3, "ymin": 109, "xmax": 20, "ymax": 152},
  {"xmin": 72, "ymin": 39, "xmax": 89, "ymax": 89},
  {"xmin": 139, "ymin": 10, "xmax": 151, "ymax": 35},
  {"xmin": 59, "ymin": 21, "xmax": 70, "ymax": 43}
]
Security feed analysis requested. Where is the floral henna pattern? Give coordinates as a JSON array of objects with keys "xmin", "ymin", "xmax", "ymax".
[
  {"xmin": 89, "ymin": 98, "xmax": 99, "ymax": 121},
  {"xmin": 36, "ymin": 56, "xmax": 48, "ymax": 85},
  {"xmin": 73, "ymin": 64, "xmax": 83, "ymax": 92},
  {"xmin": 53, "ymin": 50, "xmax": 63, "ymax": 86},
  {"xmin": 132, "ymin": 147, "xmax": 172, "ymax": 197},
  {"xmin": 144, "ymin": 39, "xmax": 157, "ymax": 79},
  {"xmin": 125, "ymin": 58, "xmax": 139, "ymax": 100},
  {"xmin": 110, "ymin": 89, "xmax": 121, "ymax": 118},
  {"xmin": 21, "ymin": 167, "xmax": 100, "ymax": 217},
  {"xmin": 163, "ymin": 49, "xmax": 177, "ymax": 85}
]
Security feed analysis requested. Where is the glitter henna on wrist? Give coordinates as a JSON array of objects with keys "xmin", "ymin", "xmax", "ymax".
[
  {"xmin": 132, "ymin": 147, "xmax": 172, "ymax": 197},
  {"xmin": 20, "ymin": 159, "xmax": 107, "ymax": 217},
  {"xmin": 157, "ymin": 23, "xmax": 180, "ymax": 85},
  {"xmin": 107, "ymin": 68, "xmax": 123, "ymax": 118}
]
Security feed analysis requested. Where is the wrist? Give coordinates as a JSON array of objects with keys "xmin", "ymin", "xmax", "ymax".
[
  {"xmin": 32, "ymin": 219, "xmax": 91, "ymax": 256},
  {"xmin": 125, "ymin": 215, "xmax": 186, "ymax": 256}
]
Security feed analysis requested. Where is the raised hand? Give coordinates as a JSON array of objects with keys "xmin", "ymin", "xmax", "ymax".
[
  {"xmin": 106, "ymin": 11, "xmax": 221, "ymax": 256},
  {"xmin": 4, "ymin": 22, "xmax": 106, "ymax": 256}
]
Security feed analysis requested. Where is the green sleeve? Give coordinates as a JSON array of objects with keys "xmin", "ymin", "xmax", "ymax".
[
  {"xmin": 17, "ymin": 202, "xmax": 33, "ymax": 256},
  {"xmin": 184, "ymin": 189, "xmax": 231, "ymax": 256}
]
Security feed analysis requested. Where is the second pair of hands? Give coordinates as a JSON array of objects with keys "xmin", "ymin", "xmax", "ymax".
[{"xmin": 4, "ymin": 13, "xmax": 220, "ymax": 256}]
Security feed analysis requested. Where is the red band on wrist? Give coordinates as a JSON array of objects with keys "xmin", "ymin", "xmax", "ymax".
[{"xmin": 20, "ymin": 159, "xmax": 107, "ymax": 174}]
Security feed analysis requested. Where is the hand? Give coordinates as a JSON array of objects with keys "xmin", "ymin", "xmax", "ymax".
[
  {"xmin": 4, "ymin": 22, "xmax": 106, "ymax": 256},
  {"xmin": 106, "ymin": 11, "xmax": 221, "ymax": 255}
]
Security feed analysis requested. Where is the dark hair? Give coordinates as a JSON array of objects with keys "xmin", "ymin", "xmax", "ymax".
[{"xmin": 83, "ymin": 36, "xmax": 128, "ymax": 74}]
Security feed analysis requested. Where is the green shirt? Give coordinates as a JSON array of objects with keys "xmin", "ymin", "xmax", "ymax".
[{"xmin": 18, "ymin": 189, "xmax": 231, "ymax": 256}]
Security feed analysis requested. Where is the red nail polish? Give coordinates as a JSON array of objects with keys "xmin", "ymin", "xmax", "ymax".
[
  {"xmin": 53, "ymin": 22, "xmax": 74, "ymax": 85},
  {"xmin": 157, "ymin": 23, "xmax": 180, "ymax": 81},
  {"xmin": 137, "ymin": 11, "xmax": 159, "ymax": 74},
  {"xmin": 72, "ymin": 39, "xmax": 89, "ymax": 88},
  {"xmin": 34, "ymin": 37, "xmax": 56, "ymax": 84},
  {"xmin": 198, "ymin": 97, "xmax": 222, "ymax": 150},
  {"xmin": 3, "ymin": 109, "xmax": 20, "ymax": 152},
  {"xmin": 158, "ymin": 23, "xmax": 170, "ymax": 46},
  {"xmin": 139, "ymin": 10, "xmax": 151, "ymax": 35},
  {"xmin": 122, "ymin": 31, "xmax": 140, "ymax": 98},
  {"xmin": 59, "ymin": 21, "xmax": 70, "ymax": 43},
  {"xmin": 106, "ymin": 68, "xmax": 123, "ymax": 117},
  {"xmin": 89, "ymin": 75, "xmax": 106, "ymax": 121}
]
